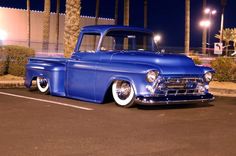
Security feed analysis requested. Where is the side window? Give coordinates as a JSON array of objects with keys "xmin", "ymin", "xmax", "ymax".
[
  {"xmin": 79, "ymin": 33, "xmax": 100, "ymax": 53},
  {"xmin": 101, "ymin": 35, "xmax": 135, "ymax": 51},
  {"xmin": 101, "ymin": 36, "xmax": 115, "ymax": 51}
]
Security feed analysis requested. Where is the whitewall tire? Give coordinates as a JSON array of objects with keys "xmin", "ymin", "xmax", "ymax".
[
  {"xmin": 112, "ymin": 80, "xmax": 136, "ymax": 107},
  {"xmin": 36, "ymin": 77, "xmax": 49, "ymax": 94}
]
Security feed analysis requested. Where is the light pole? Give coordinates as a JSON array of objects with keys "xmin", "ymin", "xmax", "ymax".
[
  {"xmin": 220, "ymin": 0, "xmax": 227, "ymax": 43},
  {"xmin": 204, "ymin": 8, "xmax": 216, "ymax": 49},
  {"xmin": 200, "ymin": 19, "xmax": 211, "ymax": 54},
  {"xmin": 200, "ymin": 8, "xmax": 216, "ymax": 54}
]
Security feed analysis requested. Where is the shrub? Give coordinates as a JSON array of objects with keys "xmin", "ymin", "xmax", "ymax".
[
  {"xmin": 0, "ymin": 46, "xmax": 8, "ymax": 75},
  {"xmin": 230, "ymin": 64, "xmax": 236, "ymax": 81},
  {"xmin": 192, "ymin": 56, "xmax": 202, "ymax": 65},
  {"xmin": 188, "ymin": 52, "xmax": 202, "ymax": 65},
  {"xmin": 210, "ymin": 57, "xmax": 235, "ymax": 81},
  {"xmin": 0, "ymin": 45, "xmax": 35, "ymax": 77}
]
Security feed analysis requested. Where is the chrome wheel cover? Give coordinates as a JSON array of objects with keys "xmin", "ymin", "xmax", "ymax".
[
  {"xmin": 36, "ymin": 77, "xmax": 49, "ymax": 93},
  {"xmin": 112, "ymin": 80, "xmax": 135, "ymax": 107}
]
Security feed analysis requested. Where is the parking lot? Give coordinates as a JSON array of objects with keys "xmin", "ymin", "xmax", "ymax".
[{"xmin": 0, "ymin": 88, "xmax": 236, "ymax": 156}]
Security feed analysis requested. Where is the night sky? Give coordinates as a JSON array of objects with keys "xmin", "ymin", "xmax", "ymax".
[{"xmin": 0, "ymin": 0, "xmax": 236, "ymax": 48}]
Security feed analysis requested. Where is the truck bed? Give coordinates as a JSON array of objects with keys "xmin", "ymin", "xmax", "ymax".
[{"xmin": 25, "ymin": 57, "xmax": 69, "ymax": 96}]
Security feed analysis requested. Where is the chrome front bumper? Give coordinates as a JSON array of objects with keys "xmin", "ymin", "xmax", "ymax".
[{"xmin": 135, "ymin": 93, "xmax": 215, "ymax": 105}]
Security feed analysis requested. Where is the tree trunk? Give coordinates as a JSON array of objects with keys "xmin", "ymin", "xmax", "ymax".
[
  {"xmin": 220, "ymin": 0, "xmax": 227, "ymax": 43},
  {"xmin": 124, "ymin": 0, "xmax": 129, "ymax": 26},
  {"xmin": 124, "ymin": 0, "xmax": 129, "ymax": 48},
  {"xmin": 64, "ymin": 0, "xmax": 81, "ymax": 58},
  {"xmin": 226, "ymin": 41, "xmax": 229, "ymax": 56},
  {"xmin": 143, "ymin": 0, "xmax": 148, "ymax": 49},
  {"xmin": 221, "ymin": 0, "xmax": 227, "ymax": 7},
  {"xmin": 27, "ymin": 0, "xmax": 31, "ymax": 48},
  {"xmin": 234, "ymin": 41, "xmax": 236, "ymax": 52},
  {"xmin": 184, "ymin": 0, "xmax": 190, "ymax": 55},
  {"xmin": 55, "ymin": 0, "xmax": 60, "ymax": 52},
  {"xmin": 93, "ymin": 0, "xmax": 100, "ymax": 50},
  {"xmin": 144, "ymin": 0, "xmax": 147, "ymax": 28},
  {"xmin": 42, "ymin": 0, "xmax": 51, "ymax": 51},
  {"xmin": 202, "ymin": 0, "xmax": 207, "ymax": 54},
  {"xmin": 95, "ymin": 0, "xmax": 100, "ymax": 25},
  {"xmin": 114, "ymin": 0, "xmax": 119, "ymax": 25}
]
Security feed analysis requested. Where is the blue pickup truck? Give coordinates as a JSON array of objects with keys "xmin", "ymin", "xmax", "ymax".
[{"xmin": 25, "ymin": 25, "xmax": 214, "ymax": 107}]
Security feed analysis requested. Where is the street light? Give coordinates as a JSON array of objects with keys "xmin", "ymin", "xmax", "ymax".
[
  {"xmin": 199, "ymin": 20, "xmax": 211, "ymax": 28},
  {"xmin": 154, "ymin": 34, "xmax": 161, "ymax": 43},
  {"xmin": 154, "ymin": 34, "xmax": 161, "ymax": 50},
  {"xmin": 211, "ymin": 10, "xmax": 217, "ymax": 15},
  {"xmin": 204, "ymin": 8, "xmax": 217, "ymax": 15},
  {"xmin": 204, "ymin": 8, "xmax": 211, "ymax": 14},
  {"xmin": 0, "ymin": 29, "xmax": 8, "ymax": 46}
]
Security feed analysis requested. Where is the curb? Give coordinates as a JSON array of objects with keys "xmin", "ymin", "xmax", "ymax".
[
  {"xmin": 209, "ymin": 88, "xmax": 236, "ymax": 97},
  {"xmin": 0, "ymin": 81, "xmax": 235, "ymax": 97},
  {"xmin": 0, "ymin": 81, "xmax": 25, "ymax": 89}
]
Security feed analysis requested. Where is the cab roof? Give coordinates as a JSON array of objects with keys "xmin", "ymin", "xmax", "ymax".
[{"xmin": 81, "ymin": 25, "xmax": 153, "ymax": 34}]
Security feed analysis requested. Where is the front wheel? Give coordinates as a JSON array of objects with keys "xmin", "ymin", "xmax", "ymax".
[
  {"xmin": 36, "ymin": 77, "xmax": 49, "ymax": 94},
  {"xmin": 112, "ymin": 80, "xmax": 136, "ymax": 108}
]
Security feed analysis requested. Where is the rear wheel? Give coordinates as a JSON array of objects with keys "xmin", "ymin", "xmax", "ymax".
[
  {"xmin": 112, "ymin": 80, "xmax": 136, "ymax": 107},
  {"xmin": 36, "ymin": 77, "xmax": 49, "ymax": 94}
]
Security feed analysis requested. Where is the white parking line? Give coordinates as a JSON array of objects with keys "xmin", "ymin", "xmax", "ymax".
[{"xmin": 0, "ymin": 91, "xmax": 94, "ymax": 111}]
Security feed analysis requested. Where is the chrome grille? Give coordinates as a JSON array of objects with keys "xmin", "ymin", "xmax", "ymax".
[{"xmin": 155, "ymin": 77, "xmax": 205, "ymax": 96}]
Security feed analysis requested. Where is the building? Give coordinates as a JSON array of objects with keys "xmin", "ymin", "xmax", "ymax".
[{"xmin": 0, "ymin": 7, "xmax": 114, "ymax": 52}]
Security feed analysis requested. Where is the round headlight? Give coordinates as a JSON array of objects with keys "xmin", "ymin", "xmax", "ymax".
[
  {"xmin": 204, "ymin": 72, "xmax": 213, "ymax": 82},
  {"xmin": 146, "ymin": 70, "xmax": 159, "ymax": 83}
]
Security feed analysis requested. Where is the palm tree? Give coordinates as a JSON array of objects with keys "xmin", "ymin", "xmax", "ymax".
[
  {"xmin": 231, "ymin": 28, "xmax": 236, "ymax": 52},
  {"xmin": 123, "ymin": 0, "xmax": 129, "ymax": 49},
  {"xmin": 114, "ymin": 0, "xmax": 119, "ymax": 25},
  {"xmin": 95, "ymin": 0, "xmax": 100, "ymax": 25},
  {"xmin": 220, "ymin": 0, "xmax": 227, "ymax": 43},
  {"xmin": 42, "ymin": 0, "xmax": 51, "ymax": 51},
  {"xmin": 27, "ymin": 0, "xmax": 31, "ymax": 48},
  {"xmin": 124, "ymin": 0, "xmax": 129, "ymax": 26},
  {"xmin": 202, "ymin": 0, "xmax": 207, "ymax": 54},
  {"xmin": 55, "ymin": 0, "xmax": 60, "ymax": 51},
  {"xmin": 143, "ymin": 0, "xmax": 148, "ymax": 49},
  {"xmin": 184, "ymin": 0, "xmax": 190, "ymax": 55},
  {"xmin": 93, "ymin": 0, "xmax": 100, "ymax": 50},
  {"xmin": 144, "ymin": 0, "xmax": 147, "ymax": 28},
  {"xmin": 215, "ymin": 28, "xmax": 232, "ymax": 55},
  {"xmin": 64, "ymin": 0, "xmax": 81, "ymax": 58}
]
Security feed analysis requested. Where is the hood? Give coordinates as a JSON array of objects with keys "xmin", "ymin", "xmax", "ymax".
[{"xmin": 110, "ymin": 51, "xmax": 203, "ymax": 75}]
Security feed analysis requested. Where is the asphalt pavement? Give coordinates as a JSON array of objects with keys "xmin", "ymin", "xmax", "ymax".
[{"xmin": 0, "ymin": 88, "xmax": 236, "ymax": 156}]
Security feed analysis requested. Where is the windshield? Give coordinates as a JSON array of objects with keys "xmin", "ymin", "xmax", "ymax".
[{"xmin": 101, "ymin": 30, "xmax": 155, "ymax": 52}]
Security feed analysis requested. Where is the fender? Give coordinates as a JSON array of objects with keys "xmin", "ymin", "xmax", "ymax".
[
  {"xmin": 98, "ymin": 75, "xmax": 140, "ymax": 103},
  {"xmin": 25, "ymin": 61, "xmax": 66, "ymax": 96}
]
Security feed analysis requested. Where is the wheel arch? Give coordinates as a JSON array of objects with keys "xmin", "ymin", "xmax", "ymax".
[
  {"xmin": 29, "ymin": 74, "xmax": 51, "ymax": 92},
  {"xmin": 102, "ymin": 76, "xmax": 137, "ymax": 103}
]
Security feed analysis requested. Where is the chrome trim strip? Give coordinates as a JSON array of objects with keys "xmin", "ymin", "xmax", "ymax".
[{"xmin": 135, "ymin": 97, "xmax": 215, "ymax": 106}]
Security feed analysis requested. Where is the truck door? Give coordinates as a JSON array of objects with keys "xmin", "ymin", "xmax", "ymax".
[{"xmin": 66, "ymin": 32, "xmax": 101, "ymax": 102}]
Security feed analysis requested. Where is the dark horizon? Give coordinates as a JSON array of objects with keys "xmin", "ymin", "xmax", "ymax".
[{"xmin": 0, "ymin": 0, "xmax": 236, "ymax": 48}]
